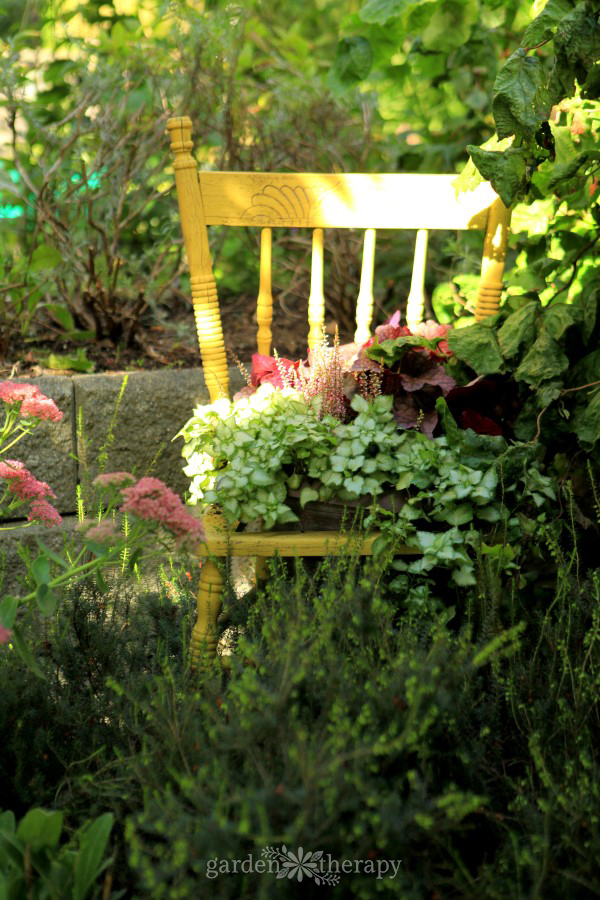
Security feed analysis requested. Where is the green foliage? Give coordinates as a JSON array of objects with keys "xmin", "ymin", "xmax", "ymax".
[
  {"xmin": 0, "ymin": 807, "xmax": 113, "ymax": 900},
  {"xmin": 1, "ymin": 505, "xmax": 600, "ymax": 896},
  {"xmin": 447, "ymin": 288, "xmax": 600, "ymax": 450},
  {"xmin": 0, "ymin": 0, "xmax": 388, "ymax": 350},
  {"xmin": 0, "ymin": 572, "xmax": 195, "ymax": 812},
  {"xmin": 180, "ymin": 383, "xmax": 556, "ymax": 584},
  {"xmin": 463, "ymin": 0, "xmax": 600, "ymax": 205}
]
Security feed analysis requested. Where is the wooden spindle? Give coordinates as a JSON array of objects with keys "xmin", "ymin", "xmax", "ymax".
[
  {"xmin": 475, "ymin": 197, "xmax": 512, "ymax": 322},
  {"xmin": 167, "ymin": 116, "xmax": 229, "ymax": 400},
  {"xmin": 256, "ymin": 227, "xmax": 273, "ymax": 355},
  {"xmin": 308, "ymin": 228, "xmax": 325, "ymax": 349},
  {"xmin": 406, "ymin": 229, "xmax": 429, "ymax": 328},
  {"xmin": 354, "ymin": 228, "xmax": 376, "ymax": 344}
]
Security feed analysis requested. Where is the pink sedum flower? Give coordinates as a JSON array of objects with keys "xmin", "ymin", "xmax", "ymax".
[
  {"xmin": 78, "ymin": 518, "xmax": 119, "ymax": 543},
  {"xmin": 0, "ymin": 460, "xmax": 56, "ymax": 500},
  {"xmin": 28, "ymin": 499, "xmax": 62, "ymax": 527},
  {"xmin": 120, "ymin": 477, "xmax": 204, "ymax": 543},
  {"xmin": 93, "ymin": 471, "xmax": 136, "ymax": 489},
  {"xmin": 0, "ymin": 625, "xmax": 11, "ymax": 644},
  {"xmin": 20, "ymin": 395, "xmax": 63, "ymax": 422},
  {"xmin": 0, "ymin": 381, "xmax": 63, "ymax": 422}
]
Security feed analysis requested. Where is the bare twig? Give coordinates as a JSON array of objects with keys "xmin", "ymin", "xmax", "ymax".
[{"xmin": 529, "ymin": 379, "xmax": 600, "ymax": 444}]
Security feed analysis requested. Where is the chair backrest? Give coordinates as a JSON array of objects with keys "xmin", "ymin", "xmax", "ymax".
[{"xmin": 167, "ymin": 116, "xmax": 511, "ymax": 403}]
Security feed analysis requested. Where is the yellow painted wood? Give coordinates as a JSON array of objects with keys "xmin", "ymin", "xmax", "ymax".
[
  {"xmin": 199, "ymin": 528, "xmax": 416, "ymax": 557},
  {"xmin": 406, "ymin": 229, "xmax": 429, "ymax": 328},
  {"xmin": 308, "ymin": 228, "xmax": 325, "ymax": 349},
  {"xmin": 354, "ymin": 228, "xmax": 376, "ymax": 344},
  {"xmin": 475, "ymin": 197, "xmax": 512, "ymax": 322},
  {"xmin": 190, "ymin": 558, "xmax": 224, "ymax": 669},
  {"xmin": 167, "ymin": 117, "xmax": 229, "ymax": 401},
  {"xmin": 256, "ymin": 227, "xmax": 273, "ymax": 355},
  {"xmin": 197, "ymin": 172, "xmax": 499, "ymax": 230}
]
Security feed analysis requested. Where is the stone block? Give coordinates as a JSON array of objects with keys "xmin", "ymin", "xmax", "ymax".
[
  {"xmin": 1, "ymin": 376, "xmax": 77, "ymax": 515},
  {"xmin": 73, "ymin": 366, "xmax": 245, "ymax": 498}
]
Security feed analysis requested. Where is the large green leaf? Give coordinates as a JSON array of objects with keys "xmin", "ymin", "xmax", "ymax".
[
  {"xmin": 29, "ymin": 243, "xmax": 62, "ymax": 272},
  {"xmin": 571, "ymin": 388, "xmax": 600, "ymax": 449},
  {"xmin": 492, "ymin": 49, "xmax": 552, "ymax": 140},
  {"xmin": 73, "ymin": 813, "xmax": 114, "ymax": 900},
  {"xmin": 9, "ymin": 626, "xmax": 45, "ymax": 679},
  {"xmin": 569, "ymin": 349, "xmax": 600, "ymax": 387},
  {"xmin": 0, "ymin": 595, "xmax": 18, "ymax": 629},
  {"xmin": 520, "ymin": 0, "xmax": 574, "ymax": 49},
  {"xmin": 331, "ymin": 37, "xmax": 372, "ymax": 86},
  {"xmin": 542, "ymin": 304, "xmax": 577, "ymax": 340},
  {"xmin": 16, "ymin": 809, "xmax": 62, "ymax": 851},
  {"xmin": 514, "ymin": 329, "xmax": 570, "ymax": 386},
  {"xmin": 453, "ymin": 135, "xmax": 513, "ymax": 197},
  {"xmin": 35, "ymin": 583, "xmax": 58, "ymax": 617},
  {"xmin": 466, "ymin": 145, "xmax": 528, "ymax": 207},
  {"xmin": 359, "ymin": 0, "xmax": 425, "ymax": 26},
  {"xmin": 497, "ymin": 301, "xmax": 539, "ymax": 358},
  {"xmin": 31, "ymin": 554, "xmax": 50, "ymax": 587},
  {"xmin": 549, "ymin": 5, "xmax": 600, "ymax": 102},
  {"xmin": 447, "ymin": 325, "xmax": 504, "ymax": 375},
  {"xmin": 582, "ymin": 283, "xmax": 599, "ymax": 344},
  {"xmin": 421, "ymin": 0, "xmax": 478, "ymax": 52}
]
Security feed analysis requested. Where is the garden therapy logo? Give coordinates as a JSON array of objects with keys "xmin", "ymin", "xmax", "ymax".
[
  {"xmin": 206, "ymin": 845, "xmax": 402, "ymax": 885},
  {"xmin": 262, "ymin": 846, "xmax": 338, "ymax": 886}
]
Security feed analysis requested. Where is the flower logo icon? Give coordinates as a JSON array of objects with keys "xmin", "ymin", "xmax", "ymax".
[{"xmin": 261, "ymin": 845, "xmax": 339, "ymax": 886}]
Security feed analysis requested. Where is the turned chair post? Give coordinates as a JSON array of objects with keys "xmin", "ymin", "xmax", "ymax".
[
  {"xmin": 167, "ymin": 117, "xmax": 230, "ymax": 402},
  {"xmin": 475, "ymin": 197, "xmax": 512, "ymax": 322}
]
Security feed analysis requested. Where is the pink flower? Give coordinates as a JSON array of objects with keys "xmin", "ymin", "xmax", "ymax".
[
  {"xmin": 120, "ymin": 477, "xmax": 204, "ymax": 543},
  {"xmin": 93, "ymin": 472, "xmax": 136, "ymax": 489},
  {"xmin": 0, "ymin": 382, "xmax": 41, "ymax": 404},
  {"xmin": 251, "ymin": 354, "xmax": 301, "ymax": 389},
  {"xmin": 28, "ymin": 499, "xmax": 62, "ymax": 527},
  {"xmin": 0, "ymin": 625, "xmax": 11, "ymax": 644},
  {"xmin": 0, "ymin": 382, "xmax": 63, "ymax": 422},
  {"xmin": 0, "ymin": 460, "xmax": 56, "ymax": 500},
  {"xmin": 20, "ymin": 396, "xmax": 63, "ymax": 422},
  {"xmin": 78, "ymin": 518, "xmax": 119, "ymax": 543},
  {"xmin": 232, "ymin": 385, "xmax": 256, "ymax": 401}
]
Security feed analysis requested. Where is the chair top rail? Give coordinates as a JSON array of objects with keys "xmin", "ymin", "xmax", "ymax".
[{"xmin": 198, "ymin": 171, "xmax": 499, "ymax": 230}]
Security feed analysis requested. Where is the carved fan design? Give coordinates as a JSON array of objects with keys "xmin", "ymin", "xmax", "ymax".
[{"xmin": 241, "ymin": 182, "xmax": 341, "ymax": 226}]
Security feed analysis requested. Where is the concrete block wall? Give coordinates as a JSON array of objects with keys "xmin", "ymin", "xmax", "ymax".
[
  {"xmin": 4, "ymin": 366, "xmax": 245, "ymax": 517},
  {"xmin": 0, "ymin": 366, "xmax": 245, "ymax": 590}
]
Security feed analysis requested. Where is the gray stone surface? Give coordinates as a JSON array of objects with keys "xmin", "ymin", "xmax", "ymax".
[
  {"xmin": 0, "ymin": 515, "xmax": 81, "ymax": 596},
  {"xmin": 73, "ymin": 366, "xmax": 245, "ymax": 498},
  {"xmin": 1, "ymin": 376, "xmax": 77, "ymax": 514}
]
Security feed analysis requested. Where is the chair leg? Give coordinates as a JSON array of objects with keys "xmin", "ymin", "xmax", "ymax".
[
  {"xmin": 190, "ymin": 559, "xmax": 224, "ymax": 670},
  {"xmin": 254, "ymin": 556, "xmax": 268, "ymax": 586}
]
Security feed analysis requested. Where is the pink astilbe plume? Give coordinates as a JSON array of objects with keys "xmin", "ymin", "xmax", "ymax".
[
  {"xmin": 0, "ymin": 460, "xmax": 56, "ymax": 501},
  {"xmin": 0, "ymin": 382, "xmax": 63, "ymax": 422},
  {"xmin": 120, "ymin": 477, "xmax": 204, "ymax": 544},
  {"xmin": 28, "ymin": 499, "xmax": 62, "ymax": 527}
]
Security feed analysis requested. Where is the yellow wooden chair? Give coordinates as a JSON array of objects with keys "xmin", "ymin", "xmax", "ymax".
[{"xmin": 167, "ymin": 115, "xmax": 511, "ymax": 669}]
